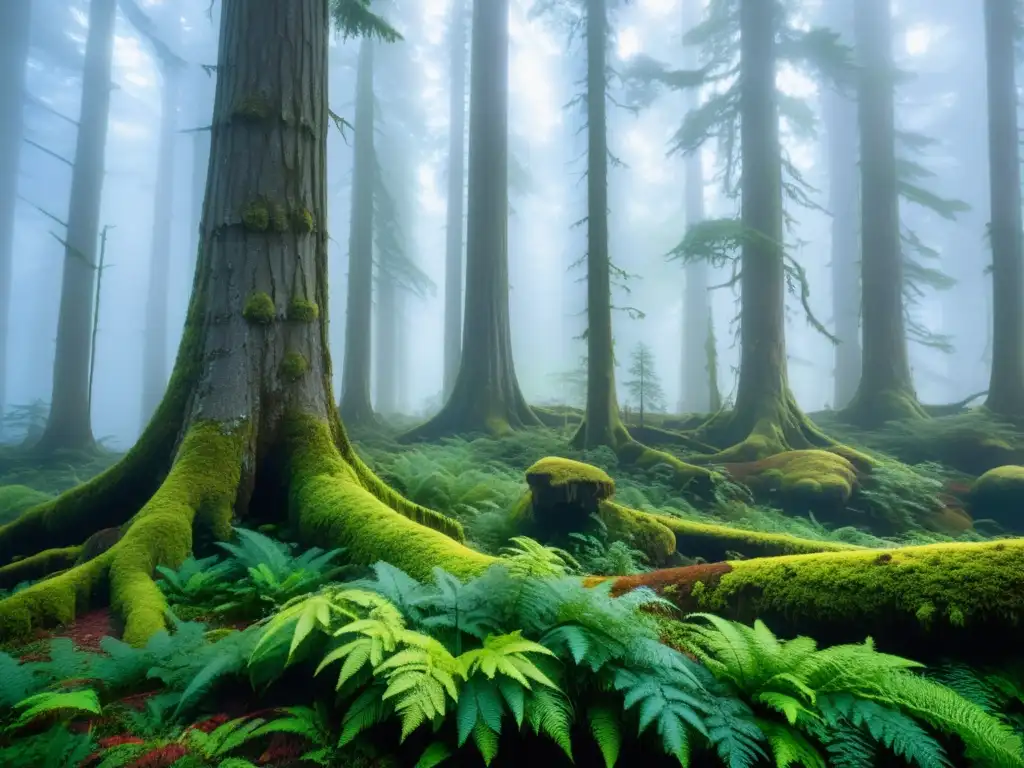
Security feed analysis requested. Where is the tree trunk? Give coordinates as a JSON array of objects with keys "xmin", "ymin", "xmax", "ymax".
[
  {"xmin": 36, "ymin": 0, "xmax": 118, "ymax": 454},
  {"xmin": 841, "ymin": 0, "xmax": 924, "ymax": 427},
  {"xmin": 338, "ymin": 38, "xmax": 378, "ymax": 428},
  {"xmin": 0, "ymin": 0, "xmax": 483, "ymax": 647},
  {"xmin": 375, "ymin": 264, "xmax": 398, "ymax": 415},
  {"xmin": 693, "ymin": 0, "xmax": 833, "ymax": 462},
  {"xmin": 821, "ymin": 3, "xmax": 861, "ymax": 412},
  {"xmin": 443, "ymin": 0, "xmax": 467, "ymax": 401},
  {"xmin": 983, "ymin": 0, "xmax": 1024, "ymax": 417},
  {"xmin": 140, "ymin": 62, "xmax": 181, "ymax": 428},
  {"xmin": 0, "ymin": 1, "xmax": 32, "ymax": 430},
  {"xmin": 404, "ymin": 0, "xmax": 539, "ymax": 440},
  {"xmin": 188, "ymin": 67, "xmax": 213, "ymax": 294},
  {"xmin": 679, "ymin": 0, "xmax": 710, "ymax": 415}
]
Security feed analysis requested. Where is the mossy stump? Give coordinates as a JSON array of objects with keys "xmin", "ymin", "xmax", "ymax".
[
  {"xmin": 970, "ymin": 465, "xmax": 1024, "ymax": 531},
  {"xmin": 513, "ymin": 458, "xmax": 616, "ymax": 539}
]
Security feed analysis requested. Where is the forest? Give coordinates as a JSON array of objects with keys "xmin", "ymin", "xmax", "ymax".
[{"xmin": 0, "ymin": 0, "xmax": 1023, "ymax": 765}]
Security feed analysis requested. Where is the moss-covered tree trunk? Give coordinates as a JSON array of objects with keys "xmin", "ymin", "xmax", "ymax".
[
  {"xmin": 841, "ymin": 0, "xmax": 924, "ymax": 427},
  {"xmin": 983, "ymin": 0, "xmax": 1024, "ymax": 418},
  {"xmin": 0, "ymin": 0, "xmax": 486, "ymax": 647},
  {"xmin": 140, "ymin": 61, "xmax": 181, "ymax": 427},
  {"xmin": 443, "ymin": 0, "xmax": 467, "ymax": 401},
  {"xmin": 679, "ymin": 0, "xmax": 711, "ymax": 415},
  {"xmin": 339, "ymin": 38, "xmax": 379, "ymax": 428},
  {"xmin": 692, "ymin": 0, "xmax": 832, "ymax": 462},
  {"xmin": 0, "ymin": 1, "xmax": 32, "ymax": 428},
  {"xmin": 404, "ymin": 0, "xmax": 538, "ymax": 440},
  {"xmin": 36, "ymin": 0, "xmax": 117, "ymax": 454},
  {"xmin": 821, "ymin": 2, "xmax": 861, "ymax": 412}
]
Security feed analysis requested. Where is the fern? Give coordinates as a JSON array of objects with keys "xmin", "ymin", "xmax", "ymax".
[
  {"xmin": 499, "ymin": 536, "xmax": 580, "ymax": 577},
  {"xmin": 459, "ymin": 631, "xmax": 559, "ymax": 690},
  {"xmin": 588, "ymin": 704, "xmax": 623, "ymax": 768},
  {"xmin": 11, "ymin": 688, "xmax": 101, "ymax": 728},
  {"xmin": 757, "ymin": 719, "xmax": 826, "ymax": 768},
  {"xmin": 375, "ymin": 632, "xmax": 463, "ymax": 740},
  {"xmin": 415, "ymin": 741, "xmax": 453, "ymax": 768},
  {"xmin": 525, "ymin": 685, "xmax": 575, "ymax": 759},
  {"xmin": 0, "ymin": 652, "xmax": 40, "ymax": 707},
  {"xmin": 612, "ymin": 666, "xmax": 709, "ymax": 764}
]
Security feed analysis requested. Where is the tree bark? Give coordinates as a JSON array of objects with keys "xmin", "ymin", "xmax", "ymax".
[
  {"xmin": 404, "ymin": 0, "xmax": 539, "ymax": 440},
  {"xmin": 821, "ymin": 2, "xmax": 861, "ymax": 412},
  {"xmin": 0, "ymin": 1, "xmax": 32, "ymax": 430},
  {"xmin": 0, "ymin": 0, "xmax": 480, "ymax": 647},
  {"xmin": 375, "ymin": 264, "xmax": 398, "ymax": 415},
  {"xmin": 679, "ymin": 0, "xmax": 711, "ymax": 415},
  {"xmin": 36, "ymin": 0, "xmax": 118, "ymax": 454},
  {"xmin": 841, "ymin": 0, "xmax": 924, "ymax": 427},
  {"xmin": 983, "ymin": 0, "xmax": 1024, "ymax": 417},
  {"xmin": 443, "ymin": 0, "xmax": 467, "ymax": 401},
  {"xmin": 338, "ymin": 39, "xmax": 378, "ymax": 428},
  {"xmin": 140, "ymin": 62, "xmax": 181, "ymax": 427}
]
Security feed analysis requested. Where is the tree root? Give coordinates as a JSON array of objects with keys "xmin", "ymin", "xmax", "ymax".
[
  {"xmin": 0, "ymin": 546, "xmax": 82, "ymax": 589},
  {"xmin": 838, "ymin": 387, "xmax": 929, "ymax": 429}
]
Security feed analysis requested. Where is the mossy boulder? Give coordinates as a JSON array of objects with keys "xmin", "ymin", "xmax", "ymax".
[
  {"xmin": 724, "ymin": 449, "xmax": 858, "ymax": 510},
  {"xmin": 0, "ymin": 485, "xmax": 52, "ymax": 525},
  {"xmin": 970, "ymin": 465, "xmax": 1024, "ymax": 531}
]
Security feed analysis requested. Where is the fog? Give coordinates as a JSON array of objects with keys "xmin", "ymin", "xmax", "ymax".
[{"xmin": 0, "ymin": 0, "xmax": 999, "ymax": 448}]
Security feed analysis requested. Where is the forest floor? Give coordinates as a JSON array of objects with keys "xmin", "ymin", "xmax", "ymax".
[{"xmin": 0, "ymin": 408, "xmax": 1023, "ymax": 766}]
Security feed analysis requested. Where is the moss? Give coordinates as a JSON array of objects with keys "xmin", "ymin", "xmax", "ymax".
[
  {"xmin": 616, "ymin": 441, "xmax": 721, "ymax": 495},
  {"xmin": 970, "ymin": 465, "xmax": 1024, "ymax": 530},
  {"xmin": 242, "ymin": 292, "xmax": 276, "ymax": 325},
  {"xmin": 232, "ymin": 95, "xmax": 272, "ymax": 122},
  {"xmin": 287, "ymin": 298, "xmax": 319, "ymax": 323},
  {"xmin": 597, "ymin": 501, "xmax": 677, "ymax": 565},
  {"xmin": 0, "ymin": 421, "xmax": 248, "ymax": 646},
  {"xmin": 292, "ymin": 208, "xmax": 315, "ymax": 234},
  {"xmin": 0, "ymin": 485, "xmax": 52, "ymax": 525},
  {"xmin": 280, "ymin": 352, "xmax": 309, "ymax": 382},
  {"xmin": 0, "ymin": 546, "xmax": 82, "ymax": 588},
  {"xmin": 285, "ymin": 414, "xmax": 492, "ymax": 581},
  {"xmin": 270, "ymin": 203, "xmax": 289, "ymax": 233},
  {"xmin": 724, "ymin": 449, "xmax": 858, "ymax": 507},
  {"xmin": 241, "ymin": 200, "xmax": 270, "ymax": 232}
]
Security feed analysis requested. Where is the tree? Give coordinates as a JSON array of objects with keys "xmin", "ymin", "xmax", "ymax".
[
  {"xmin": 404, "ymin": 0, "xmax": 539, "ymax": 440},
  {"xmin": 840, "ymin": 0, "xmax": 926, "ymax": 427},
  {"xmin": 0, "ymin": 2, "xmax": 32, "ymax": 430},
  {"xmin": 339, "ymin": 38, "xmax": 379, "ymax": 428},
  {"xmin": 443, "ymin": 0, "xmax": 468, "ymax": 400},
  {"xmin": 982, "ymin": 0, "xmax": 1024, "ymax": 417},
  {"xmin": 0, "ymin": 0, "xmax": 485, "ymax": 647},
  {"xmin": 679, "ymin": 0, "xmax": 711, "ymax": 415},
  {"xmin": 624, "ymin": 342, "xmax": 666, "ymax": 428},
  {"xmin": 36, "ymin": 0, "xmax": 118, "ymax": 454}
]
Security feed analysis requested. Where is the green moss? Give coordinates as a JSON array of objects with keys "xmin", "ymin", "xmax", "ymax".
[
  {"xmin": 232, "ymin": 95, "xmax": 272, "ymax": 122},
  {"xmin": 970, "ymin": 465, "xmax": 1024, "ymax": 529},
  {"xmin": 285, "ymin": 415, "xmax": 491, "ymax": 581},
  {"xmin": 241, "ymin": 200, "xmax": 270, "ymax": 232},
  {"xmin": 242, "ymin": 292, "xmax": 276, "ymax": 325},
  {"xmin": 597, "ymin": 501, "xmax": 677, "ymax": 565},
  {"xmin": 292, "ymin": 208, "xmax": 315, "ymax": 234},
  {"xmin": 280, "ymin": 352, "xmax": 309, "ymax": 381},
  {"xmin": 287, "ymin": 298, "xmax": 320, "ymax": 323},
  {"xmin": 525, "ymin": 457, "xmax": 615, "ymax": 496},
  {"xmin": 270, "ymin": 202, "xmax": 289, "ymax": 233},
  {"xmin": 727, "ymin": 449, "xmax": 858, "ymax": 506},
  {"xmin": 0, "ymin": 485, "xmax": 53, "ymax": 525},
  {"xmin": 0, "ymin": 546, "xmax": 81, "ymax": 588},
  {"xmin": 0, "ymin": 421, "xmax": 248, "ymax": 646}
]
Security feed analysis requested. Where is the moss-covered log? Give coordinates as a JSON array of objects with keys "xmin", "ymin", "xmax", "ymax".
[{"xmin": 590, "ymin": 539, "xmax": 1024, "ymax": 659}]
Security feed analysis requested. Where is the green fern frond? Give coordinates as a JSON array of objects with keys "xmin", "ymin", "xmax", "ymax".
[
  {"xmin": 588, "ymin": 704, "xmax": 623, "ymax": 768},
  {"xmin": 459, "ymin": 631, "xmax": 559, "ymax": 690},
  {"xmin": 757, "ymin": 719, "xmax": 826, "ymax": 768},
  {"xmin": 414, "ymin": 741, "xmax": 452, "ymax": 768},
  {"xmin": 472, "ymin": 720, "xmax": 501, "ymax": 765},
  {"xmin": 457, "ymin": 676, "xmax": 506, "ymax": 746},
  {"xmin": 0, "ymin": 652, "xmax": 39, "ymax": 707},
  {"xmin": 613, "ymin": 667, "xmax": 709, "ymax": 763},
  {"xmin": 526, "ymin": 686, "xmax": 575, "ymax": 759},
  {"xmin": 12, "ymin": 688, "xmax": 101, "ymax": 727},
  {"xmin": 499, "ymin": 536, "xmax": 580, "ymax": 577},
  {"xmin": 339, "ymin": 684, "xmax": 392, "ymax": 747}
]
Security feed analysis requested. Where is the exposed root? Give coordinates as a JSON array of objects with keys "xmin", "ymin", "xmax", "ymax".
[
  {"xmin": 286, "ymin": 415, "xmax": 494, "ymax": 581},
  {"xmin": 0, "ymin": 546, "xmax": 82, "ymax": 589}
]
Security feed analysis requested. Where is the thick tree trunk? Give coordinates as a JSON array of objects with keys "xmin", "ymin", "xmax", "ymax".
[
  {"xmin": 36, "ymin": 0, "xmax": 118, "ymax": 454},
  {"xmin": 679, "ymin": 0, "xmax": 710, "ymax": 415},
  {"xmin": 404, "ymin": 0, "xmax": 538, "ymax": 440},
  {"xmin": 375, "ymin": 265, "xmax": 398, "ymax": 415},
  {"xmin": 0, "ymin": 0, "xmax": 479, "ymax": 647},
  {"xmin": 140, "ymin": 63, "xmax": 181, "ymax": 427},
  {"xmin": 188, "ymin": 64, "xmax": 214, "ymax": 273},
  {"xmin": 443, "ymin": 0, "xmax": 467, "ymax": 401},
  {"xmin": 339, "ymin": 39, "xmax": 378, "ymax": 428},
  {"xmin": 983, "ymin": 0, "xmax": 1024, "ymax": 417},
  {"xmin": 0, "ymin": 2, "xmax": 32, "ymax": 430},
  {"xmin": 821, "ymin": 3, "xmax": 860, "ymax": 412},
  {"xmin": 841, "ymin": 0, "xmax": 924, "ymax": 427}
]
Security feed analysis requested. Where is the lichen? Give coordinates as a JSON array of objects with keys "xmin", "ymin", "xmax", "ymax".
[
  {"xmin": 241, "ymin": 200, "xmax": 270, "ymax": 232},
  {"xmin": 285, "ymin": 415, "xmax": 491, "ymax": 581},
  {"xmin": 287, "ymin": 298, "xmax": 320, "ymax": 323},
  {"xmin": 280, "ymin": 352, "xmax": 309, "ymax": 381},
  {"xmin": 292, "ymin": 208, "xmax": 315, "ymax": 234},
  {"xmin": 242, "ymin": 292, "xmax": 276, "ymax": 325}
]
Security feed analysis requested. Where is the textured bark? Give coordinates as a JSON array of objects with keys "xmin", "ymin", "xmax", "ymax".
[
  {"xmin": 983, "ymin": 0, "xmax": 1024, "ymax": 417},
  {"xmin": 573, "ymin": 0, "xmax": 623, "ymax": 450},
  {"xmin": 375, "ymin": 266, "xmax": 398, "ymax": 415},
  {"xmin": 338, "ymin": 39, "xmax": 378, "ymax": 428},
  {"xmin": 679, "ymin": 0, "xmax": 711, "ymax": 415},
  {"xmin": 443, "ymin": 0, "xmax": 468, "ymax": 400},
  {"xmin": 821, "ymin": 2, "xmax": 861, "ymax": 411},
  {"xmin": 842, "ymin": 0, "xmax": 923, "ymax": 427},
  {"xmin": 188, "ymin": 66, "xmax": 214, "ymax": 293},
  {"xmin": 140, "ymin": 63, "xmax": 181, "ymax": 427},
  {"xmin": 0, "ymin": 1, "xmax": 32, "ymax": 428},
  {"xmin": 405, "ymin": 0, "xmax": 538, "ymax": 440},
  {"xmin": 36, "ymin": 0, "xmax": 117, "ymax": 454}
]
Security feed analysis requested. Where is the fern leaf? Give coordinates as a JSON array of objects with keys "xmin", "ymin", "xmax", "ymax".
[
  {"xmin": 339, "ymin": 684, "xmax": 391, "ymax": 747},
  {"xmin": 459, "ymin": 631, "xmax": 560, "ymax": 691},
  {"xmin": 472, "ymin": 720, "xmax": 501, "ymax": 765},
  {"xmin": 457, "ymin": 676, "xmax": 506, "ymax": 746},
  {"xmin": 414, "ymin": 741, "xmax": 452, "ymax": 768},
  {"xmin": 0, "ymin": 652, "xmax": 38, "ymax": 707},
  {"xmin": 526, "ymin": 686, "xmax": 574, "ymax": 759},
  {"xmin": 13, "ymin": 689, "xmax": 101, "ymax": 727},
  {"xmin": 758, "ymin": 719, "xmax": 826, "ymax": 768},
  {"xmin": 588, "ymin": 705, "xmax": 622, "ymax": 768}
]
